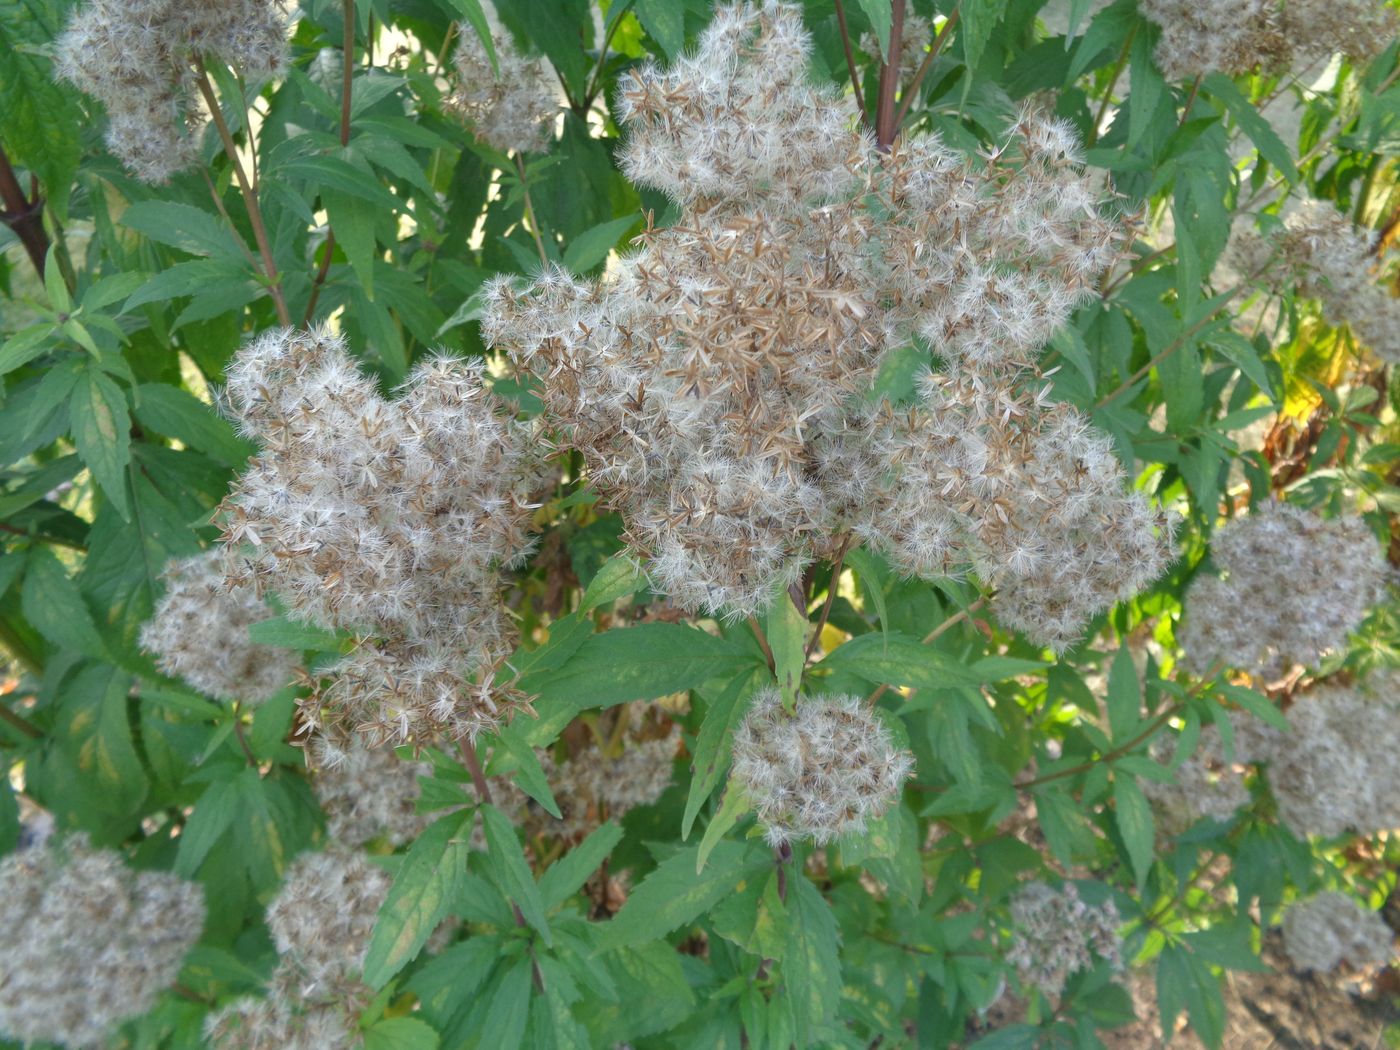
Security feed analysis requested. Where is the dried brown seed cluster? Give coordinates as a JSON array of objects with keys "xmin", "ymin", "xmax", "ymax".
[
  {"xmin": 484, "ymin": 2, "xmax": 1170, "ymax": 646},
  {"xmin": 1281, "ymin": 891, "xmax": 1395, "ymax": 973},
  {"xmin": 309, "ymin": 736, "xmax": 431, "ymax": 848},
  {"xmin": 217, "ymin": 328, "xmax": 544, "ymax": 745},
  {"xmin": 1006, "ymin": 881, "xmax": 1121, "ymax": 1000},
  {"xmin": 448, "ymin": 2, "xmax": 558, "ymax": 153}
]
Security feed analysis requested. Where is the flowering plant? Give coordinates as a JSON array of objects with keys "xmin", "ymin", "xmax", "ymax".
[{"xmin": 2, "ymin": 1, "xmax": 1400, "ymax": 1047}]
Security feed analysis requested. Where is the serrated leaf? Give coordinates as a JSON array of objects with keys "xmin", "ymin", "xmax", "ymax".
[
  {"xmin": 364, "ymin": 809, "xmax": 473, "ymax": 988},
  {"xmin": 362, "ymin": 1018, "xmax": 441, "ymax": 1050},
  {"xmin": 563, "ymin": 214, "xmax": 639, "ymax": 273},
  {"xmin": 175, "ymin": 776, "xmax": 240, "ymax": 876},
  {"xmin": 0, "ymin": 323, "xmax": 57, "ymax": 376},
  {"xmin": 20, "ymin": 548, "xmax": 107, "ymax": 659},
  {"xmin": 856, "ymin": 0, "xmax": 892, "ymax": 61},
  {"xmin": 245, "ymin": 616, "xmax": 345, "ymax": 652},
  {"xmin": 1113, "ymin": 773, "xmax": 1154, "ymax": 889},
  {"xmin": 323, "ymin": 186, "xmax": 377, "ymax": 300},
  {"xmin": 635, "ymin": 0, "xmax": 684, "ymax": 58},
  {"xmin": 133, "ymin": 383, "xmax": 255, "ymax": 468},
  {"xmin": 782, "ymin": 874, "xmax": 842, "ymax": 1044},
  {"xmin": 120, "ymin": 201, "xmax": 245, "ymax": 259},
  {"xmin": 494, "ymin": 731, "xmax": 561, "ymax": 818},
  {"xmin": 764, "ymin": 582, "xmax": 806, "ymax": 711},
  {"xmin": 594, "ymin": 840, "xmax": 768, "ymax": 952},
  {"xmin": 696, "ymin": 783, "xmax": 751, "ymax": 873},
  {"xmin": 1157, "ymin": 945, "xmax": 1226, "ymax": 1050},
  {"xmin": 0, "ymin": 0, "xmax": 81, "ymax": 219},
  {"xmin": 1105, "ymin": 643, "xmax": 1141, "ymax": 743},
  {"xmin": 481, "ymin": 960, "xmax": 532, "ymax": 1050},
  {"xmin": 539, "ymin": 820, "xmax": 623, "ymax": 908},
  {"xmin": 682, "ymin": 667, "xmax": 765, "ymax": 839},
  {"xmin": 1204, "ymin": 73, "xmax": 1298, "ymax": 183},
  {"xmin": 70, "ymin": 368, "xmax": 131, "ymax": 520},
  {"xmin": 579, "ymin": 553, "xmax": 645, "ymax": 613},
  {"xmin": 480, "ymin": 803, "xmax": 552, "ymax": 946},
  {"xmin": 819, "ymin": 630, "xmax": 1015, "ymax": 690},
  {"xmin": 442, "ymin": 0, "xmax": 499, "ymax": 75}
]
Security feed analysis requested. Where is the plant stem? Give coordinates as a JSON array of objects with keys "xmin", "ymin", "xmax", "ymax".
[
  {"xmin": 581, "ymin": 1, "xmax": 633, "ymax": 112},
  {"xmin": 874, "ymin": 0, "xmax": 907, "ymax": 150},
  {"xmin": 832, "ymin": 0, "xmax": 868, "ymax": 123},
  {"xmin": 748, "ymin": 615, "xmax": 775, "ymax": 672},
  {"xmin": 514, "ymin": 153, "xmax": 550, "ymax": 267},
  {"xmin": 0, "ymin": 142, "xmax": 49, "ymax": 278},
  {"xmin": 230, "ymin": 702, "xmax": 258, "ymax": 767},
  {"xmin": 893, "ymin": 7, "xmax": 960, "ymax": 131},
  {"xmin": 194, "ymin": 60, "xmax": 291, "ymax": 326},
  {"xmin": 460, "ymin": 738, "xmax": 494, "ymax": 804},
  {"xmin": 1087, "ymin": 24, "xmax": 1136, "ymax": 148},
  {"xmin": 0, "ymin": 702, "xmax": 42, "ymax": 740},
  {"xmin": 304, "ymin": 0, "xmax": 357, "ymax": 326},
  {"xmin": 1177, "ymin": 74, "xmax": 1204, "ymax": 129},
  {"xmin": 199, "ymin": 168, "xmax": 262, "ymax": 273},
  {"xmin": 805, "ymin": 536, "xmax": 852, "ymax": 661}
]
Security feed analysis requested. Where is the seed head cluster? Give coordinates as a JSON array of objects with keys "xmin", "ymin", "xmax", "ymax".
[
  {"xmin": 216, "ymin": 328, "xmax": 544, "ymax": 745},
  {"xmin": 483, "ymin": 2, "xmax": 1171, "ymax": 646},
  {"xmin": 1235, "ymin": 201, "xmax": 1400, "ymax": 363},
  {"xmin": 1243, "ymin": 672, "xmax": 1400, "ymax": 838},
  {"xmin": 140, "ymin": 548, "xmax": 299, "ymax": 705},
  {"xmin": 55, "ymin": 0, "xmax": 289, "ymax": 183},
  {"xmin": 731, "ymin": 689, "xmax": 912, "ymax": 846},
  {"xmin": 449, "ymin": 3, "xmax": 558, "ymax": 154},
  {"xmin": 1006, "ymin": 881, "xmax": 1121, "ymax": 1000},
  {"xmin": 1141, "ymin": 724, "xmax": 1252, "ymax": 836},
  {"xmin": 208, "ymin": 847, "xmax": 389, "ymax": 1049},
  {"xmin": 1138, "ymin": 0, "xmax": 1396, "ymax": 81},
  {"xmin": 1281, "ymin": 891, "xmax": 1394, "ymax": 973},
  {"xmin": 1178, "ymin": 503, "xmax": 1387, "ymax": 677},
  {"xmin": 0, "ymin": 835, "xmax": 206, "ymax": 1049},
  {"xmin": 309, "ymin": 737, "xmax": 431, "ymax": 848}
]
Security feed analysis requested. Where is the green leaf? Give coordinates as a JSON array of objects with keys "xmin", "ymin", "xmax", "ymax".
[
  {"xmin": 362, "ymin": 1017, "xmax": 441, "ymax": 1050},
  {"xmin": 245, "ymin": 616, "xmax": 346, "ymax": 652},
  {"xmin": 480, "ymin": 802, "xmax": 553, "ymax": 946},
  {"xmin": 1204, "ymin": 73, "xmax": 1298, "ymax": 183},
  {"xmin": 175, "ymin": 776, "xmax": 241, "ymax": 877},
  {"xmin": 20, "ymin": 549, "xmax": 107, "ymax": 659},
  {"xmin": 856, "ymin": 0, "xmax": 892, "ymax": 61},
  {"xmin": 958, "ymin": 0, "xmax": 1001, "ymax": 73},
  {"xmin": 819, "ymin": 630, "xmax": 1017, "ymax": 691},
  {"xmin": 481, "ymin": 960, "xmax": 532, "ymax": 1050},
  {"xmin": 70, "ymin": 367, "xmax": 131, "ymax": 520},
  {"xmin": 442, "ymin": 0, "xmax": 499, "ymax": 74},
  {"xmin": 0, "ymin": 323, "xmax": 57, "ymax": 376},
  {"xmin": 579, "ymin": 553, "xmax": 646, "ymax": 613},
  {"xmin": 764, "ymin": 583, "xmax": 807, "ymax": 711},
  {"xmin": 782, "ymin": 874, "xmax": 842, "ymax": 1044},
  {"xmin": 539, "ymin": 820, "xmax": 623, "ymax": 908},
  {"xmin": 594, "ymin": 840, "xmax": 768, "ymax": 952},
  {"xmin": 696, "ymin": 783, "xmax": 751, "ymax": 873},
  {"xmin": 563, "ymin": 215, "xmax": 639, "ymax": 273},
  {"xmin": 1218, "ymin": 683, "xmax": 1289, "ymax": 732},
  {"xmin": 1105, "ymin": 644, "xmax": 1141, "ymax": 743},
  {"xmin": 682, "ymin": 667, "xmax": 765, "ymax": 839},
  {"xmin": 133, "ymin": 383, "xmax": 255, "ymax": 468},
  {"xmin": 363, "ymin": 809, "xmax": 473, "ymax": 988},
  {"xmin": 1033, "ymin": 785, "xmax": 1099, "ymax": 867},
  {"xmin": 1126, "ymin": 26, "xmax": 1165, "ymax": 148},
  {"xmin": 324, "ymin": 186, "xmax": 378, "ymax": 300},
  {"xmin": 494, "ymin": 731, "xmax": 561, "ymax": 818},
  {"xmin": 1113, "ymin": 773, "xmax": 1154, "ymax": 889},
  {"xmin": 57, "ymin": 663, "xmax": 149, "ymax": 820},
  {"xmin": 635, "ymin": 0, "xmax": 684, "ymax": 58},
  {"xmin": 120, "ymin": 201, "xmax": 245, "ymax": 259},
  {"xmin": 1157, "ymin": 944, "xmax": 1226, "ymax": 1050},
  {"xmin": 0, "ymin": 0, "xmax": 81, "ymax": 219}
]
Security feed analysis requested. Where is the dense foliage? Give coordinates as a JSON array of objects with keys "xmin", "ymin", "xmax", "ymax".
[{"xmin": 2, "ymin": 0, "xmax": 1400, "ymax": 1047}]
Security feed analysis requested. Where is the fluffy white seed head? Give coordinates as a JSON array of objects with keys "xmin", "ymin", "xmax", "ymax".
[
  {"xmin": 448, "ymin": 3, "xmax": 558, "ymax": 153},
  {"xmin": 140, "ymin": 549, "xmax": 298, "ymax": 704},
  {"xmin": 217, "ymin": 328, "xmax": 545, "ymax": 745},
  {"xmin": 1006, "ymin": 881, "xmax": 1121, "ymax": 1000},
  {"xmin": 484, "ymin": 3, "xmax": 1167, "ymax": 643},
  {"xmin": 264, "ymin": 847, "xmax": 390, "ymax": 989},
  {"xmin": 55, "ymin": 0, "xmax": 289, "ymax": 183},
  {"xmin": 731, "ymin": 689, "xmax": 912, "ymax": 846},
  {"xmin": 1178, "ymin": 503, "xmax": 1388, "ymax": 677},
  {"xmin": 309, "ymin": 736, "xmax": 431, "ymax": 848},
  {"xmin": 1141, "ymin": 723, "xmax": 1252, "ymax": 836},
  {"xmin": 0, "ymin": 835, "xmax": 205, "ymax": 1048},
  {"xmin": 1281, "ymin": 892, "xmax": 1395, "ymax": 973}
]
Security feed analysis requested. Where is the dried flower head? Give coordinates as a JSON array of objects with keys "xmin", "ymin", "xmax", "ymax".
[
  {"xmin": 55, "ymin": 0, "xmax": 289, "ymax": 182},
  {"xmin": 1141, "ymin": 723, "xmax": 1252, "ymax": 836},
  {"xmin": 1281, "ymin": 891, "xmax": 1395, "ymax": 973},
  {"xmin": 217, "ymin": 328, "xmax": 544, "ymax": 745},
  {"xmin": 0, "ymin": 835, "xmax": 205, "ymax": 1049},
  {"xmin": 448, "ymin": 3, "xmax": 558, "ymax": 153},
  {"xmin": 206, "ymin": 993, "xmax": 359, "ymax": 1050},
  {"xmin": 1139, "ymin": 0, "xmax": 1395, "ymax": 81},
  {"xmin": 1178, "ymin": 503, "xmax": 1387, "ymax": 677},
  {"xmin": 859, "ymin": 13, "xmax": 932, "ymax": 80},
  {"xmin": 1240, "ymin": 200, "xmax": 1400, "ymax": 363},
  {"xmin": 1006, "ymin": 881, "xmax": 1121, "ymax": 1000},
  {"xmin": 309, "ymin": 736, "xmax": 431, "ymax": 848},
  {"xmin": 265, "ymin": 846, "xmax": 390, "ymax": 989},
  {"xmin": 1244, "ymin": 671, "xmax": 1400, "ymax": 838},
  {"xmin": 483, "ymin": 2, "xmax": 1170, "ymax": 644},
  {"xmin": 140, "ymin": 548, "xmax": 298, "ymax": 704},
  {"xmin": 731, "ymin": 689, "xmax": 912, "ymax": 846}
]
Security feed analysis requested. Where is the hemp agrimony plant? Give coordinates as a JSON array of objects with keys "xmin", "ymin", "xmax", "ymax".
[{"xmin": 2, "ymin": 1, "xmax": 1400, "ymax": 1048}]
